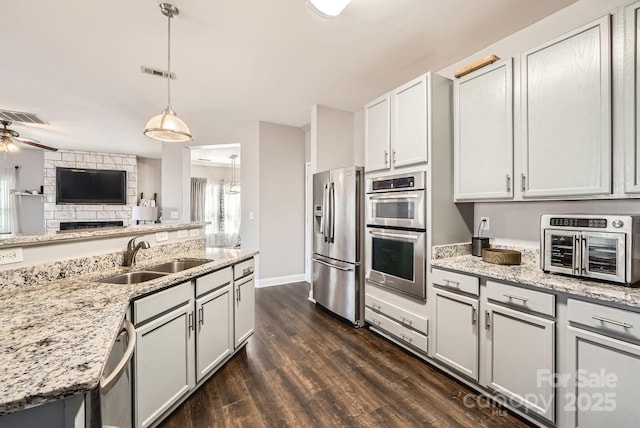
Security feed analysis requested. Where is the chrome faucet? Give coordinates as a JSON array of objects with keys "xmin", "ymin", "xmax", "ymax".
[{"xmin": 124, "ymin": 237, "xmax": 150, "ymax": 267}]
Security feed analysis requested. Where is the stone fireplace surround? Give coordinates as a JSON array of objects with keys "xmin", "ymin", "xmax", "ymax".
[{"xmin": 43, "ymin": 149, "xmax": 137, "ymax": 232}]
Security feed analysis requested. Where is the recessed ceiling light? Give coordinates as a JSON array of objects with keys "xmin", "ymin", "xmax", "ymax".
[{"xmin": 307, "ymin": 0, "xmax": 351, "ymax": 17}]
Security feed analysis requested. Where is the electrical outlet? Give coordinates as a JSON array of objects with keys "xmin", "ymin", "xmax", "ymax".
[
  {"xmin": 177, "ymin": 230, "xmax": 188, "ymax": 239},
  {"xmin": 189, "ymin": 229, "xmax": 200, "ymax": 237},
  {"xmin": 480, "ymin": 217, "xmax": 490, "ymax": 232},
  {"xmin": 170, "ymin": 210, "xmax": 179, "ymax": 220},
  {"xmin": 0, "ymin": 247, "xmax": 23, "ymax": 265},
  {"xmin": 249, "ymin": 211, "xmax": 255, "ymax": 220},
  {"xmin": 156, "ymin": 231, "xmax": 169, "ymax": 242}
]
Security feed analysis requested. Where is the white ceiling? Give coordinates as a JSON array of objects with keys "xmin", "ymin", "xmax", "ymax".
[
  {"xmin": 191, "ymin": 144, "xmax": 240, "ymax": 167},
  {"xmin": 0, "ymin": 0, "xmax": 576, "ymax": 158}
]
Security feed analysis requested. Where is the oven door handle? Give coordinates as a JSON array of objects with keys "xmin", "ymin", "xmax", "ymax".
[
  {"xmin": 369, "ymin": 194, "xmax": 419, "ymax": 200},
  {"xmin": 312, "ymin": 257, "xmax": 354, "ymax": 272},
  {"xmin": 579, "ymin": 234, "xmax": 587, "ymax": 276},
  {"xmin": 368, "ymin": 230, "xmax": 419, "ymax": 241}
]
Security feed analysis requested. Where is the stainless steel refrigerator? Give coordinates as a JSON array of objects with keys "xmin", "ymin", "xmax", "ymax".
[{"xmin": 312, "ymin": 165, "xmax": 364, "ymax": 327}]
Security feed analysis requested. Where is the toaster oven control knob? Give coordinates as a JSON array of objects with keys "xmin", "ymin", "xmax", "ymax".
[{"xmin": 612, "ymin": 220, "xmax": 623, "ymax": 228}]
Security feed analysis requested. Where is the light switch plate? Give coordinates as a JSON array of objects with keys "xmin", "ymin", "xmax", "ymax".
[
  {"xmin": 0, "ymin": 248, "xmax": 23, "ymax": 265},
  {"xmin": 189, "ymin": 229, "xmax": 200, "ymax": 237},
  {"xmin": 156, "ymin": 231, "xmax": 169, "ymax": 242},
  {"xmin": 249, "ymin": 211, "xmax": 255, "ymax": 220},
  {"xmin": 177, "ymin": 230, "xmax": 188, "ymax": 239}
]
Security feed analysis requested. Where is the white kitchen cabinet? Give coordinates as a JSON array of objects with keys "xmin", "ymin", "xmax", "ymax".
[
  {"xmin": 564, "ymin": 299, "xmax": 640, "ymax": 427},
  {"xmin": 0, "ymin": 395, "xmax": 85, "ymax": 428},
  {"xmin": 454, "ymin": 59, "xmax": 513, "ymax": 201},
  {"xmin": 482, "ymin": 302, "xmax": 555, "ymax": 421},
  {"xmin": 364, "ymin": 94, "xmax": 391, "ymax": 172},
  {"xmin": 624, "ymin": 1, "xmax": 640, "ymax": 193},
  {"xmin": 521, "ymin": 15, "xmax": 611, "ymax": 198},
  {"xmin": 364, "ymin": 73, "xmax": 433, "ymax": 173},
  {"xmin": 134, "ymin": 287, "xmax": 194, "ymax": 428},
  {"xmin": 234, "ymin": 273, "xmax": 255, "ymax": 347},
  {"xmin": 433, "ymin": 287, "xmax": 479, "ymax": 381},
  {"xmin": 392, "ymin": 75, "xmax": 428, "ymax": 168},
  {"xmin": 195, "ymin": 283, "xmax": 233, "ymax": 382}
]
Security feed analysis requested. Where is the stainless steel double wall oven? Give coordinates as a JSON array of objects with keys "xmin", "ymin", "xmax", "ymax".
[{"xmin": 366, "ymin": 171, "xmax": 427, "ymax": 299}]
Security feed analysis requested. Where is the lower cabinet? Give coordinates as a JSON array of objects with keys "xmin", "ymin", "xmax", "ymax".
[
  {"xmin": 195, "ymin": 284, "xmax": 233, "ymax": 383},
  {"xmin": 134, "ymin": 284, "xmax": 195, "ymax": 428},
  {"xmin": 565, "ymin": 299, "xmax": 640, "ymax": 428},
  {"xmin": 233, "ymin": 262, "xmax": 255, "ymax": 348},
  {"xmin": 482, "ymin": 302, "xmax": 555, "ymax": 421},
  {"xmin": 433, "ymin": 287, "xmax": 479, "ymax": 381},
  {"xmin": 0, "ymin": 395, "xmax": 85, "ymax": 428}
]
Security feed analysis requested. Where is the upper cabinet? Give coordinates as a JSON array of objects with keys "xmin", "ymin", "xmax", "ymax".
[
  {"xmin": 364, "ymin": 94, "xmax": 391, "ymax": 172},
  {"xmin": 625, "ymin": 1, "xmax": 640, "ymax": 194},
  {"xmin": 521, "ymin": 16, "xmax": 612, "ymax": 198},
  {"xmin": 365, "ymin": 74, "xmax": 429, "ymax": 173},
  {"xmin": 454, "ymin": 59, "xmax": 513, "ymax": 201}
]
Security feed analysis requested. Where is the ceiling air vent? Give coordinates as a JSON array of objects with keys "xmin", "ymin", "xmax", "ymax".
[
  {"xmin": 0, "ymin": 109, "xmax": 48, "ymax": 125},
  {"xmin": 141, "ymin": 66, "xmax": 176, "ymax": 80}
]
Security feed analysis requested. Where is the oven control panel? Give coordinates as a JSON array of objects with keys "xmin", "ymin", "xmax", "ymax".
[
  {"xmin": 549, "ymin": 217, "xmax": 607, "ymax": 228},
  {"xmin": 372, "ymin": 176, "xmax": 415, "ymax": 191}
]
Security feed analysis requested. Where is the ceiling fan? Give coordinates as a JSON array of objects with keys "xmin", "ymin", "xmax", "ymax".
[{"xmin": 0, "ymin": 120, "xmax": 58, "ymax": 152}]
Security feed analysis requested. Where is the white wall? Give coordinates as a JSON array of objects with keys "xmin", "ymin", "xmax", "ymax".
[
  {"xmin": 436, "ymin": 0, "xmax": 632, "ymax": 247},
  {"xmin": 161, "ymin": 144, "xmax": 191, "ymax": 223},
  {"xmin": 1, "ymin": 149, "xmax": 44, "ymax": 235},
  {"xmin": 191, "ymin": 164, "xmax": 233, "ymax": 181},
  {"xmin": 311, "ymin": 105, "xmax": 355, "ymax": 173},
  {"xmin": 258, "ymin": 121, "xmax": 305, "ymax": 284},
  {"xmin": 137, "ymin": 157, "xmax": 162, "ymax": 207}
]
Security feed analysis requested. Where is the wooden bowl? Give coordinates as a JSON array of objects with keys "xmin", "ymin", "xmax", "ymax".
[{"xmin": 482, "ymin": 248, "xmax": 521, "ymax": 265}]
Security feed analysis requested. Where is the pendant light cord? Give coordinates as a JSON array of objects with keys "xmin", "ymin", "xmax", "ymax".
[{"xmin": 167, "ymin": 11, "xmax": 172, "ymax": 109}]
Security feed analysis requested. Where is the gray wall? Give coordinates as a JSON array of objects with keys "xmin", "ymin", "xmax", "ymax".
[
  {"xmin": 311, "ymin": 105, "xmax": 355, "ymax": 172},
  {"xmin": 191, "ymin": 164, "xmax": 233, "ymax": 181},
  {"xmin": 258, "ymin": 121, "xmax": 305, "ymax": 280},
  {"xmin": 2, "ymin": 149, "xmax": 44, "ymax": 234}
]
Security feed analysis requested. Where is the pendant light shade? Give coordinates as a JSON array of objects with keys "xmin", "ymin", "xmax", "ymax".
[
  {"xmin": 144, "ymin": 107, "xmax": 192, "ymax": 143},
  {"xmin": 144, "ymin": 3, "xmax": 192, "ymax": 143},
  {"xmin": 308, "ymin": 0, "xmax": 351, "ymax": 17}
]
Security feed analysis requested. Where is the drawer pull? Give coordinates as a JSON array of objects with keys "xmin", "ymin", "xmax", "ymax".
[
  {"xmin": 592, "ymin": 316, "xmax": 633, "ymax": 329},
  {"xmin": 443, "ymin": 279, "xmax": 460, "ymax": 288},
  {"xmin": 400, "ymin": 317, "xmax": 413, "ymax": 326},
  {"xmin": 373, "ymin": 303, "xmax": 381, "ymax": 311},
  {"xmin": 401, "ymin": 334, "xmax": 413, "ymax": 343},
  {"xmin": 371, "ymin": 318, "xmax": 381, "ymax": 326},
  {"xmin": 503, "ymin": 293, "xmax": 528, "ymax": 304}
]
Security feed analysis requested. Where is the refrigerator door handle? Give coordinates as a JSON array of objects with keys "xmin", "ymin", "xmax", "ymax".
[
  {"xmin": 312, "ymin": 257, "xmax": 354, "ymax": 272},
  {"xmin": 329, "ymin": 182, "xmax": 336, "ymax": 243},
  {"xmin": 322, "ymin": 184, "xmax": 328, "ymax": 242}
]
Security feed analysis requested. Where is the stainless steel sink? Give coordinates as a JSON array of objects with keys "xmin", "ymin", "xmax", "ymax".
[
  {"xmin": 146, "ymin": 259, "xmax": 212, "ymax": 274},
  {"xmin": 100, "ymin": 271, "xmax": 168, "ymax": 284}
]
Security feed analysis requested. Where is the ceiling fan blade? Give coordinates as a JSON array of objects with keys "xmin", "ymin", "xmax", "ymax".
[{"xmin": 14, "ymin": 137, "xmax": 58, "ymax": 152}]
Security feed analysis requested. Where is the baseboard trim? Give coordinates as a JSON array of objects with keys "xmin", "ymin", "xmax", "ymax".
[{"xmin": 257, "ymin": 274, "xmax": 306, "ymax": 288}]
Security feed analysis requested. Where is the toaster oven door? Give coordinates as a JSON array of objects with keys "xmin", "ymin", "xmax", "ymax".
[
  {"xmin": 581, "ymin": 232, "xmax": 626, "ymax": 283},
  {"xmin": 544, "ymin": 229, "xmax": 581, "ymax": 275}
]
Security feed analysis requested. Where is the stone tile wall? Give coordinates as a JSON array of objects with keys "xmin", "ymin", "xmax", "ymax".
[{"xmin": 43, "ymin": 150, "xmax": 137, "ymax": 231}]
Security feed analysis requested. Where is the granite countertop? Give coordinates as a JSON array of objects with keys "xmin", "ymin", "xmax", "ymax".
[
  {"xmin": 0, "ymin": 222, "xmax": 208, "ymax": 249},
  {"xmin": 431, "ymin": 246, "xmax": 640, "ymax": 308},
  {"xmin": 0, "ymin": 247, "xmax": 257, "ymax": 416}
]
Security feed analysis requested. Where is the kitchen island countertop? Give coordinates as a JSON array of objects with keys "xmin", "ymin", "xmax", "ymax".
[{"xmin": 0, "ymin": 247, "xmax": 257, "ymax": 416}]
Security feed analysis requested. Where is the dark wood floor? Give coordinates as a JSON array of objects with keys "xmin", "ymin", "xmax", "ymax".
[{"xmin": 160, "ymin": 282, "xmax": 531, "ymax": 428}]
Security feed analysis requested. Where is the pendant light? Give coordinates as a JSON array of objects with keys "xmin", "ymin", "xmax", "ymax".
[
  {"xmin": 308, "ymin": 0, "xmax": 351, "ymax": 17},
  {"xmin": 227, "ymin": 154, "xmax": 240, "ymax": 194},
  {"xmin": 144, "ymin": 3, "xmax": 192, "ymax": 143}
]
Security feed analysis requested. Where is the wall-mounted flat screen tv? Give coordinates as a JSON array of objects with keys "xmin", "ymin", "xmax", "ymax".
[{"xmin": 56, "ymin": 167, "xmax": 127, "ymax": 204}]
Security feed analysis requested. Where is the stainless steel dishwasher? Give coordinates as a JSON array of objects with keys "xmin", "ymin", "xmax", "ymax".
[{"xmin": 87, "ymin": 318, "xmax": 136, "ymax": 428}]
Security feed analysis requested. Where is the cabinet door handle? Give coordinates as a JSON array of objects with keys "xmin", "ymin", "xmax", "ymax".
[
  {"xmin": 236, "ymin": 287, "xmax": 241, "ymax": 302},
  {"xmin": 503, "ymin": 293, "xmax": 528, "ymax": 304},
  {"xmin": 485, "ymin": 310, "xmax": 491, "ymax": 329},
  {"xmin": 506, "ymin": 174, "xmax": 511, "ymax": 192},
  {"xmin": 188, "ymin": 312, "xmax": 194, "ymax": 332},
  {"xmin": 592, "ymin": 315, "xmax": 632, "ymax": 329},
  {"xmin": 199, "ymin": 307, "xmax": 204, "ymax": 326},
  {"xmin": 384, "ymin": 150, "xmax": 389, "ymax": 165},
  {"xmin": 393, "ymin": 149, "xmax": 396, "ymax": 165},
  {"xmin": 471, "ymin": 306, "xmax": 477, "ymax": 324},
  {"xmin": 521, "ymin": 174, "xmax": 527, "ymax": 192}
]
